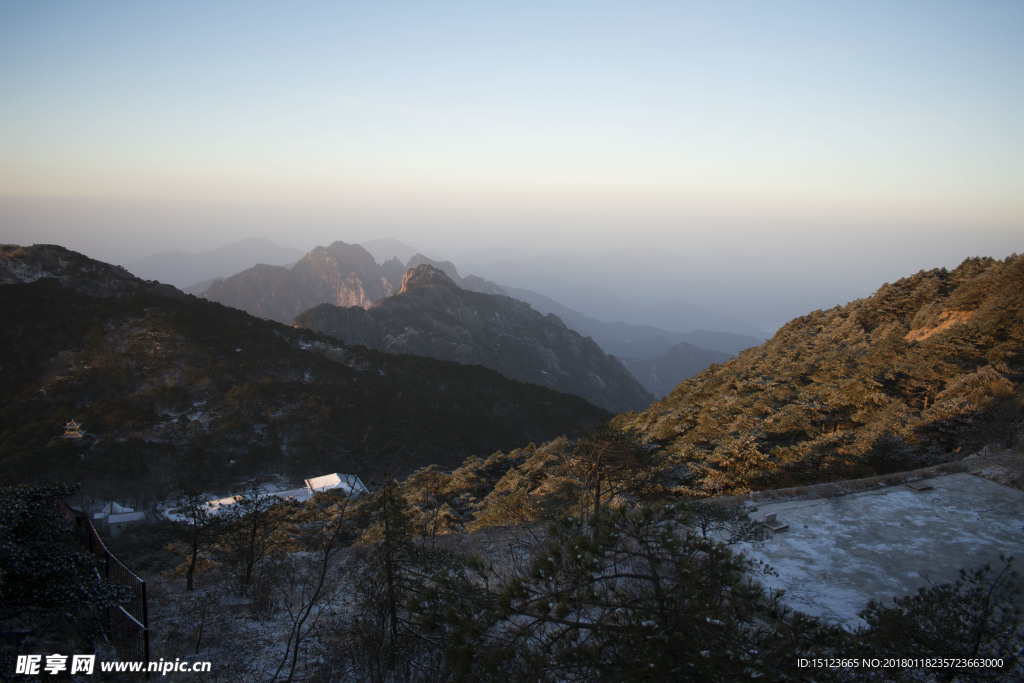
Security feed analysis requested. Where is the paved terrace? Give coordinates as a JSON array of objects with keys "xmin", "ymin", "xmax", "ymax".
[{"xmin": 737, "ymin": 473, "xmax": 1024, "ymax": 627}]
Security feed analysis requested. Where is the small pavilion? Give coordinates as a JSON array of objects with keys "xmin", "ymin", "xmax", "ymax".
[{"xmin": 63, "ymin": 420, "xmax": 83, "ymax": 439}]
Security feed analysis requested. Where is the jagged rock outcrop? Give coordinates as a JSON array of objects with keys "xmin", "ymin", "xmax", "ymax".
[
  {"xmin": 202, "ymin": 241, "xmax": 393, "ymax": 323},
  {"xmin": 294, "ymin": 265, "xmax": 654, "ymax": 413},
  {"xmin": 202, "ymin": 241, "xmax": 505, "ymax": 324}
]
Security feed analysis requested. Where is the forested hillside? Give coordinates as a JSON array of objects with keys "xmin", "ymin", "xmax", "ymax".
[{"xmin": 619, "ymin": 255, "xmax": 1024, "ymax": 495}]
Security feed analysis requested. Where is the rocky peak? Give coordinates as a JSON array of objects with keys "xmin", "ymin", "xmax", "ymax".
[
  {"xmin": 204, "ymin": 240, "xmax": 396, "ymax": 323},
  {"xmin": 397, "ymin": 264, "xmax": 460, "ymax": 295},
  {"xmin": 401, "ymin": 255, "xmax": 506, "ymax": 296},
  {"xmin": 297, "ymin": 241, "xmax": 379, "ymax": 278},
  {"xmin": 201, "ymin": 240, "xmax": 508, "ymax": 324},
  {"xmin": 324, "ymin": 241, "xmax": 378, "ymax": 268}
]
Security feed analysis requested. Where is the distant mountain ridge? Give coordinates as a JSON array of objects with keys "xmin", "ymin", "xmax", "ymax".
[
  {"xmin": 457, "ymin": 251, "xmax": 768, "ymax": 336},
  {"xmin": 361, "ymin": 237, "xmax": 421, "ymax": 265},
  {"xmin": 294, "ymin": 265, "xmax": 654, "ymax": 413},
  {"xmin": 124, "ymin": 237, "xmax": 305, "ymax": 289},
  {"xmin": 620, "ymin": 342, "xmax": 732, "ymax": 398},
  {"xmin": 503, "ymin": 286, "xmax": 762, "ymax": 357},
  {"xmin": 503, "ymin": 285, "xmax": 759, "ymax": 396},
  {"xmin": 202, "ymin": 241, "xmax": 504, "ymax": 325}
]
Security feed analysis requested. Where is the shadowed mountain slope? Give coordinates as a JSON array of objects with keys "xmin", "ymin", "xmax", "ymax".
[
  {"xmin": 293, "ymin": 265, "xmax": 654, "ymax": 413},
  {"xmin": 0, "ymin": 245, "xmax": 609, "ymax": 500}
]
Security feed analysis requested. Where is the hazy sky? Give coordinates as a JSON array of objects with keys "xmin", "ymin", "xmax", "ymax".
[{"xmin": 1, "ymin": 1, "xmax": 1021, "ymax": 326}]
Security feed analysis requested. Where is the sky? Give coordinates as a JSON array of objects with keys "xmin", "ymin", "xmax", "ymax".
[{"xmin": 1, "ymin": 1, "xmax": 1022, "ymax": 329}]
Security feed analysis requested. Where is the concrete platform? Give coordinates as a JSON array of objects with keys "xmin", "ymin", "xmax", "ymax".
[{"xmin": 736, "ymin": 473, "xmax": 1024, "ymax": 627}]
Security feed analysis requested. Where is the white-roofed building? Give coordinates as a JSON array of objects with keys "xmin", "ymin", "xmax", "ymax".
[
  {"xmin": 304, "ymin": 473, "xmax": 368, "ymax": 497},
  {"xmin": 93, "ymin": 501, "xmax": 134, "ymax": 520},
  {"xmin": 93, "ymin": 501, "xmax": 147, "ymax": 536}
]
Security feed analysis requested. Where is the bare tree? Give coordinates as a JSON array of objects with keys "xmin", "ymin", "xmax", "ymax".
[
  {"xmin": 218, "ymin": 489, "xmax": 292, "ymax": 596},
  {"xmin": 174, "ymin": 488, "xmax": 217, "ymax": 592},
  {"xmin": 272, "ymin": 492, "xmax": 357, "ymax": 682}
]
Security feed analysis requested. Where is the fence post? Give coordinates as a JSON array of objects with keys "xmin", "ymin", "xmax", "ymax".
[{"xmin": 142, "ymin": 580, "xmax": 150, "ymax": 679}]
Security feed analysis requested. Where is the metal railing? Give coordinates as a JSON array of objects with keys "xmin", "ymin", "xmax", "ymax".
[{"xmin": 64, "ymin": 504, "xmax": 150, "ymax": 668}]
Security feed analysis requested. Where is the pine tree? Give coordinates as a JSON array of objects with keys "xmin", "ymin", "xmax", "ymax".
[
  {"xmin": 0, "ymin": 484, "xmax": 130, "ymax": 652},
  {"xmin": 464, "ymin": 504, "xmax": 843, "ymax": 681}
]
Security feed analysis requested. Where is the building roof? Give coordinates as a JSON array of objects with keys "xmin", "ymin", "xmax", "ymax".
[
  {"xmin": 93, "ymin": 501, "xmax": 135, "ymax": 519},
  {"xmin": 107, "ymin": 511, "xmax": 147, "ymax": 525},
  {"xmin": 305, "ymin": 473, "xmax": 368, "ymax": 495},
  {"xmin": 63, "ymin": 420, "xmax": 83, "ymax": 437}
]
